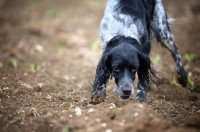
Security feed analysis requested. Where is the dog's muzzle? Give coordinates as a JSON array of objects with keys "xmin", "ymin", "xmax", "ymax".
[{"xmin": 118, "ymin": 83, "xmax": 134, "ymax": 100}]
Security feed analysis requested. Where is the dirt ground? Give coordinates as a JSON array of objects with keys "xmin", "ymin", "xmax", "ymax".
[{"xmin": 0, "ymin": 0, "xmax": 200, "ymax": 132}]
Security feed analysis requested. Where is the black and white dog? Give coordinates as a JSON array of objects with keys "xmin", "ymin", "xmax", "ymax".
[{"xmin": 90, "ymin": 0, "xmax": 187, "ymax": 104}]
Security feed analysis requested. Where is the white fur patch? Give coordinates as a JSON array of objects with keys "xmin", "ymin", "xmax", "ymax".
[{"xmin": 100, "ymin": 0, "xmax": 143, "ymax": 49}]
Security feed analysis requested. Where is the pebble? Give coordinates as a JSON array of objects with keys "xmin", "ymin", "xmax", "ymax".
[
  {"xmin": 87, "ymin": 104, "xmax": 94, "ymax": 107},
  {"xmin": 109, "ymin": 103, "xmax": 116, "ymax": 109},
  {"xmin": 84, "ymin": 116, "xmax": 88, "ymax": 120},
  {"xmin": 133, "ymin": 112, "xmax": 139, "ymax": 117},
  {"xmin": 101, "ymin": 123, "xmax": 107, "ymax": 127},
  {"xmin": 88, "ymin": 108, "xmax": 95, "ymax": 113},
  {"xmin": 105, "ymin": 129, "xmax": 113, "ymax": 132},
  {"xmin": 96, "ymin": 118, "xmax": 101, "ymax": 123},
  {"xmin": 75, "ymin": 106, "xmax": 82, "ymax": 115}
]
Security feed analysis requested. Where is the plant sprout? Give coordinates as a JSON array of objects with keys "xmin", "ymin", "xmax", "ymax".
[
  {"xmin": 153, "ymin": 55, "xmax": 161, "ymax": 65},
  {"xmin": 36, "ymin": 65, "xmax": 41, "ymax": 71},
  {"xmin": 7, "ymin": 95, "xmax": 11, "ymax": 99},
  {"xmin": 171, "ymin": 77, "xmax": 177, "ymax": 85},
  {"xmin": 91, "ymin": 38, "xmax": 100, "ymax": 51},
  {"xmin": 56, "ymin": 42, "xmax": 63, "ymax": 54},
  {"xmin": 70, "ymin": 102, "xmax": 74, "ymax": 108},
  {"xmin": 184, "ymin": 53, "xmax": 195, "ymax": 63},
  {"xmin": 12, "ymin": 60, "xmax": 17, "ymax": 69},
  {"xmin": 188, "ymin": 76, "xmax": 194, "ymax": 91},
  {"xmin": 28, "ymin": 63, "xmax": 35, "ymax": 70},
  {"xmin": 63, "ymin": 126, "xmax": 69, "ymax": 132},
  {"xmin": 21, "ymin": 115, "xmax": 25, "ymax": 124},
  {"xmin": 189, "ymin": 107, "xmax": 195, "ymax": 115},
  {"xmin": 152, "ymin": 83, "xmax": 157, "ymax": 88},
  {"xmin": 163, "ymin": 95, "xmax": 167, "ymax": 102}
]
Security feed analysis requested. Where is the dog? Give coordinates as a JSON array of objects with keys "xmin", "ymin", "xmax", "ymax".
[{"xmin": 90, "ymin": 0, "xmax": 187, "ymax": 104}]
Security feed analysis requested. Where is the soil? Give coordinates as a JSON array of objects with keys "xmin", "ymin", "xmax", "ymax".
[{"xmin": 0, "ymin": 0, "xmax": 200, "ymax": 132}]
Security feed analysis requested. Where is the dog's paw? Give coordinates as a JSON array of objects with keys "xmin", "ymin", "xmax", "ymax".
[
  {"xmin": 135, "ymin": 97, "xmax": 147, "ymax": 102},
  {"xmin": 177, "ymin": 67, "xmax": 187, "ymax": 87},
  {"xmin": 89, "ymin": 89, "xmax": 106, "ymax": 105},
  {"xmin": 135, "ymin": 93, "xmax": 147, "ymax": 102}
]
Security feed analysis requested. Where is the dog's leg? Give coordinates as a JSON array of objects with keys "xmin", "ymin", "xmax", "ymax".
[
  {"xmin": 90, "ymin": 58, "xmax": 110, "ymax": 104},
  {"xmin": 151, "ymin": 1, "xmax": 187, "ymax": 87},
  {"xmin": 136, "ymin": 51, "xmax": 151, "ymax": 102},
  {"xmin": 136, "ymin": 80, "xmax": 147, "ymax": 102}
]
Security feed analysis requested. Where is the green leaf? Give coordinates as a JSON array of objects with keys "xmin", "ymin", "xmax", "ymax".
[
  {"xmin": 28, "ymin": 63, "xmax": 35, "ymax": 70},
  {"xmin": 91, "ymin": 38, "xmax": 100, "ymax": 51},
  {"xmin": 56, "ymin": 43, "xmax": 63, "ymax": 54},
  {"xmin": 63, "ymin": 126, "xmax": 69, "ymax": 132},
  {"xmin": 188, "ymin": 76, "xmax": 194, "ymax": 90},
  {"xmin": 184, "ymin": 53, "xmax": 195, "ymax": 63},
  {"xmin": 12, "ymin": 60, "xmax": 17, "ymax": 69},
  {"xmin": 37, "ymin": 65, "xmax": 41, "ymax": 71},
  {"xmin": 171, "ymin": 77, "xmax": 177, "ymax": 85},
  {"xmin": 153, "ymin": 55, "xmax": 161, "ymax": 65}
]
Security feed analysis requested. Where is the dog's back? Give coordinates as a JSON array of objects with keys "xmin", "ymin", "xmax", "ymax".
[{"xmin": 100, "ymin": 0, "xmax": 156, "ymax": 49}]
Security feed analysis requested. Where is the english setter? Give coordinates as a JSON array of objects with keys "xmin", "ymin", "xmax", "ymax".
[{"xmin": 90, "ymin": 0, "xmax": 187, "ymax": 104}]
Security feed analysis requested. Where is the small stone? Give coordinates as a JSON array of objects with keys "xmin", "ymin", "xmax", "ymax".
[
  {"xmin": 45, "ymin": 95, "xmax": 52, "ymax": 100},
  {"xmin": 96, "ymin": 118, "xmax": 101, "ymax": 123},
  {"xmin": 75, "ymin": 107, "xmax": 82, "ymax": 115},
  {"xmin": 105, "ymin": 129, "xmax": 113, "ymax": 132},
  {"xmin": 84, "ymin": 116, "xmax": 88, "ymax": 120},
  {"xmin": 133, "ymin": 112, "xmax": 139, "ymax": 117},
  {"xmin": 88, "ymin": 108, "xmax": 95, "ymax": 113},
  {"xmin": 109, "ymin": 103, "xmax": 116, "ymax": 109},
  {"xmin": 101, "ymin": 123, "xmax": 107, "ymax": 127}
]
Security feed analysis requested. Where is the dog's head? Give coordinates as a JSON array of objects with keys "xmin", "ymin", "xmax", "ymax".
[{"xmin": 101, "ymin": 36, "xmax": 151, "ymax": 99}]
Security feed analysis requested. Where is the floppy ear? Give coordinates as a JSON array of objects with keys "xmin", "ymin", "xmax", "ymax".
[
  {"xmin": 93, "ymin": 50, "xmax": 111, "ymax": 89},
  {"xmin": 137, "ymin": 53, "xmax": 151, "ymax": 88},
  {"xmin": 138, "ymin": 52, "xmax": 162, "ymax": 90}
]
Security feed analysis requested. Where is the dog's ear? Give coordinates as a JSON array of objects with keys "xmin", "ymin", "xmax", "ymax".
[
  {"xmin": 93, "ymin": 49, "xmax": 111, "ymax": 88},
  {"xmin": 137, "ymin": 53, "xmax": 151, "ymax": 88},
  {"xmin": 138, "ymin": 52, "xmax": 162, "ymax": 90}
]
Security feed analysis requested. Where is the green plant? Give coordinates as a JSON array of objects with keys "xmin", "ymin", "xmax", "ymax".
[
  {"xmin": 167, "ymin": 108, "xmax": 170, "ymax": 114},
  {"xmin": 171, "ymin": 77, "xmax": 177, "ymax": 85},
  {"xmin": 56, "ymin": 43, "xmax": 63, "ymax": 54},
  {"xmin": 69, "ymin": 102, "xmax": 74, "ymax": 108},
  {"xmin": 153, "ymin": 55, "xmax": 161, "ymax": 65},
  {"xmin": 87, "ymin": 0, "xmax": 103, "ymax": 6},
  {"xmin": 21, "ymin": 115, "xmax": 25, "ymax": 123},
  {"xmin": 184, "ymin": 53, "xmax": 195, "ymax": 63},
  {"xmin": 7, "ymin": 95, "xmax": 11, "ymax": 99},
  {"xmin": 163, "ymin": 95, "xmax": 167, "ymax": 102},
  {"xmin": 12, "ymin": 60, "xmax": 17, "ymax": 68},
  {"xmin": 189, "ymin": 107, "xmax": 195, "ymax": 115},
  {"xmin": 63, "ymin": 126, "xmax": 69, "ymax": 132},
  {"xmin": 47, "ymin": 6, "xmax": 62, "ymax": 17},
  {"xmin": 91, "ymin": 38, "xmax": 100, "ymax": 51},
  {"xmin": 152, "ymin": 83, "xmax": 157, "ymax": 88},
  {"xmin": 188, "ymin": 76, "xmax": 194, "ymax": 91},
  {"xmin": 36, "ymin": 65, "xmax": 41, "ymax": 71},
  {"xmin": 28, "ymin": 63, "xmax": 35, "ymax": 70}
]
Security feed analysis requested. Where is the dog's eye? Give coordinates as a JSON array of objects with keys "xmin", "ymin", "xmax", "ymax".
[
  {"xmin": 131, "ymin": 67, "xmax": 137, "ymax": 72},
  {"xmin": 113, "ymin": 67, "xmax": 120, "ymax": 72}
]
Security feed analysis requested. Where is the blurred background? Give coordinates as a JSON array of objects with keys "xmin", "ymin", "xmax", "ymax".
[{"xmin": 0, "ymin": 0, "xmax": 200, "ymax": 132}]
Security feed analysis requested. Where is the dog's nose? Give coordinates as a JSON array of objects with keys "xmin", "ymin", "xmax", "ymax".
[{"xmin": 122, "ymin": 89, "xmax": 131, "ymax": 95}]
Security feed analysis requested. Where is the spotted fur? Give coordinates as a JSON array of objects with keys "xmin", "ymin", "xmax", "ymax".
[{"xmin": 90, "ymin": 0, "xmax": 187, "ymax": 104}]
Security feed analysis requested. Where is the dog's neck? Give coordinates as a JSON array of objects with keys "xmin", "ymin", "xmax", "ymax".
[
  {"xmin": 100, "ymin": 0, "xmax": 144, "ymax": 49},
  {"xmin": 107, "ymin": 35, "xmax": 139, "ymax": 48}
]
